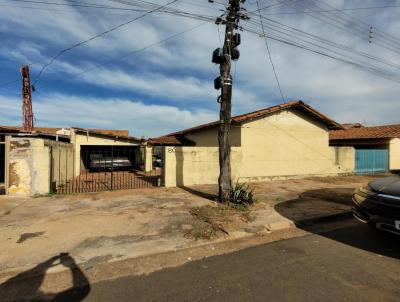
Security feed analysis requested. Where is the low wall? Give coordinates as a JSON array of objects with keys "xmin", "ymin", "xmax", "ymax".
[
  {"xmin": 389, "ymin": 138, "xmax": 400, "ymax": 170},
  {"xmin": 163, "ymin": 147, "xmax": 241, "ymax": 187},
  {"xmin": 163, "ymin": 146, "xmax": 355, "ymax": 187},
  {"xmin": 330, "ymin": 146, "xmax": 355, "ymax": 174},
  {"xmin": 8, "ymin": 137, "xmax": 73, "ymax": 196}
]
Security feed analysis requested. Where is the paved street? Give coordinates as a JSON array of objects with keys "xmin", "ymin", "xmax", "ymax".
[
  {"xmin": 0, "ymin": 175, "xmax": 373, "ymax": 277},
  {"xmin": 52, "ymin": 221, "xmax": 400, "ymax": 302}
]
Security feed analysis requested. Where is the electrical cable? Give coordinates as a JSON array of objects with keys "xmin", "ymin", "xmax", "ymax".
[
  {"xmin": 31, "ymin": 0, "xmax": 179, "ymax": 85},
  {"xmin": 256, "ymin": 0, "xmax": 286, "ymax": 103}
]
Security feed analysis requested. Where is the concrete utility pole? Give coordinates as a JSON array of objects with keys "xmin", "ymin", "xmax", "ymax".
[
  {"xmin": 21, "ymin": 65, "xmax": 34, "ymax": 132},
  {"xmin": 211, "ymin": 0, "xmax": 247, "ymax": 202}
]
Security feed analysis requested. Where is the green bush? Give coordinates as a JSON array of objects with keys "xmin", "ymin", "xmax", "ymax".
[{"xmin": 229, "ymin": 182, "xmax": 255, "ymax": 208}]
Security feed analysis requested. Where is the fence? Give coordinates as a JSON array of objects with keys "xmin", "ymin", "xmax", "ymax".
[{"xmin": 52, "ymin": 145, "xmax": 161, "ymax": 194}]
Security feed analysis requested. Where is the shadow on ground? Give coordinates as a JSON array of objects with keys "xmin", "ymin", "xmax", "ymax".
[
  {"xmin": 179, "ymin": 186, "xmax": 217, "ymax": 201},
  {"xmin": 275, "ymin": 188, "xmax": 400, "ymax": 260},
  {"xmin": 0, "ymin": 253, "xmax": 90, "ymax": 302}
]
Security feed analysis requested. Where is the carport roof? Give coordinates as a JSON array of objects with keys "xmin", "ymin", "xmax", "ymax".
[
  {"xmin": 151, "ymin": 100, "xmax": 343, "ymax": 145},
  {"xmin": 72, "ymin": 128, "xmax": 143, "ymax": 143},
  {"xmin": 0, "ymin": 126, "xmax": 142, "ymax": 143},
  {"xmin": 330, "ymin": 124, "xmax": 400, "ymax": 140},
  {"xmin": 0, "ymin": 126, "xmax": 129, "ymax": 137}
]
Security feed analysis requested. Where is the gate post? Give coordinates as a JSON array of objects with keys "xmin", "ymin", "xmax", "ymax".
[
  {"xmin": 144, "ymin": 145, "xmax": 153, "ymax": 172},
  {"xmin": 111, "ymin": 146, "xmax": 114, "ymax": 190},
  {"xmin": 163, "ymin": 146, "xmax": 177, "ymax": 187}
]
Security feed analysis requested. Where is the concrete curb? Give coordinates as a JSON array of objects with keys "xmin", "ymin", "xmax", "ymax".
[
  {"xmin": 0, "ymin": 211, "xmax": 354, "ymax": 301},
  {"xmin": 295, "ymin": 211, "xmax": 353, "ymax": 227}
]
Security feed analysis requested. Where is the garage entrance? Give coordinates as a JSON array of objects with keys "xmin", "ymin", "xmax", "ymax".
[
  {"xmin": 355, "ymin": 148, "xmax": 388, "ymax": 174},
  {"xmin": 54, "ymin": 145, "xmax": 161, "ymax": 194}
]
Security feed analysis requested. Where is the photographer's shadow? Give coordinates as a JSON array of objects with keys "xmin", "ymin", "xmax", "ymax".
[{"xmin": 0, "ymin": 253, "xmax": 91, "ymax": 302}]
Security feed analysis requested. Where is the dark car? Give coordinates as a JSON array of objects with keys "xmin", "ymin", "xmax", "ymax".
[
  {"xmin": 89, "ymin": 156, "xmax": 133, "ymax": 171},
  {"xmin": 352, "ymin": 176, "xmax": 400, "ymax": 235}
]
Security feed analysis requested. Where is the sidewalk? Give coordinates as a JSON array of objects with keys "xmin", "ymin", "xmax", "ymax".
[{"xmin": 0, "ymin": 175, "xmax": 378, "ymax": 288}]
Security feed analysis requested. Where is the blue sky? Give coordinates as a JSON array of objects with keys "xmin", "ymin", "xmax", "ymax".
[{"xmin": 0, "ymin": 0, "xmax": 400, "ymax": 137}]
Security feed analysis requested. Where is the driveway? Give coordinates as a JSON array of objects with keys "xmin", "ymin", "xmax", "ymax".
[{"xmin": 0, "ymin": 175, "xmax": 382, "ymax": 298}]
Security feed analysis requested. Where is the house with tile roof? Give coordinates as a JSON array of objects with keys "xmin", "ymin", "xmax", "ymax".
[
  {"xmin": 0, "ymin": 126, "xmax": 153, "ymax": 196},
  {"xmin": 330, "ymin": 124, "xmax": 400, "ymax": 174},
  {"xmin": 151, "ymin": 101, "xmax": 355, "ymax": 187}
]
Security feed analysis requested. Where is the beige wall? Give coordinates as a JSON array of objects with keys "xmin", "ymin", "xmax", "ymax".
[
  {"xmin": 71, "ymin": 130, "xmax": 139, "ymax": 176},
  {"xmin": 163, "ymin": 146, "xmax": 242, "ymax": 187},
  {"xmin": 3, "ymin": 136, "xmax": 10, "ymax": 194},
  {"xmin": 389, "ymin": 138, "xmax": 400, "ymax": 170},
  {"xmin": 144, "ymin": 146, "xmax": 153, "ymax": 172},
  {"xmin": 7, "ymin": 137, "xmax": 73, "ymax": 196},
  {"xmin": 164, "ymin": 110, "xmax": 355, "ymax": 187},
  {"xmin": 238, "ymin": 110, "xmax": 354, "ymax": 181},
  {"xmin": 185, "ymin": 125, "xmax": 241, "ymax": 147},
  {"xmin": 331, "ymin": 146, "xmax": 355, "ymax": 173}
]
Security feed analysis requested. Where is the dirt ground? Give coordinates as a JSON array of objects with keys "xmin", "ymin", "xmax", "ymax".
[{"xmin": 0, "ymin": 175, "xmax": 381, "ymax": 283}]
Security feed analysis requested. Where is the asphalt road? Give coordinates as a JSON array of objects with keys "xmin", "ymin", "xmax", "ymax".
[
  {"xmin": 9, "ymin": 221, "xmax": 400, "ymax": 301},
  {"xmin": 66, "ymin": 221, "xmax": 400, "ymax": 302}
]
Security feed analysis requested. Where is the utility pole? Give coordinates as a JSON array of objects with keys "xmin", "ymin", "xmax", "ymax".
[
  {"xmin": 21, "ymin": 65, "xmax": 34, "ymax": 132},
  {"xmin": 211, "ymin": 0, "xmax": 247, "ymax": 202}
]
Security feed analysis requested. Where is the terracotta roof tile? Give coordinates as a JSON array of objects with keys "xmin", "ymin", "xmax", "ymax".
[
  {"xmin": 149, "ymin": 135, "xmax": 195, "ymax": 146},
  {"xmin": 330, "ymin": 124, "xmax": 400, "ymax": 140}
]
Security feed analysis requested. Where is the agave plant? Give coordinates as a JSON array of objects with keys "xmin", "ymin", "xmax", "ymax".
[{"xmin": 229, "ymin": 182, "xmax": 255, "ymax": 207}]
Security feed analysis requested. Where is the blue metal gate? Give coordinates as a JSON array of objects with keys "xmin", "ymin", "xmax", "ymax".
[{"xmin": 355, "ymin": 149, "xmax": 388, "ymax": 174}]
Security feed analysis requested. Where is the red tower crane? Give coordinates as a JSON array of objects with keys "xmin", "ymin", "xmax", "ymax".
[{"xmin": 21, "ymin": 65, "xmax": 34, "ymax": 132}]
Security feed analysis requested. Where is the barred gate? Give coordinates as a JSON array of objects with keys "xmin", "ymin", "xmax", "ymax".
[{"xmin": 51, "ymin": 145, "xmax": 161, "ymax": 194}]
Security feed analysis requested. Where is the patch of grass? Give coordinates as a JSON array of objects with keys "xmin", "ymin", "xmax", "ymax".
[
  {"xmin": 33, "ymin": 192, "xmax": 56, "ymax": 198},
  {"xmin": 185, "ymin": 204, "xmax": 253, "ymax": 240},
  {"xmin": 187, "ymin": 207, "xmax": 229, "ymax": 239}
]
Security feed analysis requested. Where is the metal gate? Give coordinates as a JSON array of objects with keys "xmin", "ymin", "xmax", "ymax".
[
  {"xmin": 52, "ymin": 145, "xmax": 161, "ymax": 194},
  {"xmin": 355, "ymin": 149, "xmax": 388, "ymax": 175}
]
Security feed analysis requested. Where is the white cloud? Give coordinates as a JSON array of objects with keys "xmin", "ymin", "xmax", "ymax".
[
  {"xmin": 0, "ymin": 0, "xmax": 399, "ymax": 132},
  {"xmin": 0, "ymin": 93, "xmax": 217, "ymax": 137}
]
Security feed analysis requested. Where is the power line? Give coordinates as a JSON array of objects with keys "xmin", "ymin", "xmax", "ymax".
[
  {"xmin": 0, "ymin": 22, "xmax": 207, "ymax": 94},
  {"xmin": 313, "ymin": 0, "xmax": 400, "ymax": 47},
  {"xmin": 256, "ymin": 0, "xmax": 285, "ymax": 103},
  {"xmin": 240, "ymin": 25, "xmax": 400, "ymax": 84},
  {"xmin": 6, "ymin": 0, "xmax": 147, "ymax": 11},
  {"xmin": 2, "ymin": 0, "xmax": 399, "ymax": 93},
  {"xmin": 0, "ymin": 3, "xmax": 147, "ymax": 15},
  {"xmin": 247, "ymin": 16, "xmax": 400, "ymax": 71},
  {"xmin": 38, "ymin": 22, "xmax": 207, "ymax": 88},
  {"xmin": 0, "ymin": 3, "xmax": 216, "ymax": 89},
  {"xmin": 31, "ymin": 0, "xmax": 179, "ymax": 85},
  {"xmin": 276, "ymin": 0, "xmax": 400, "ymax": 55},
  {"xmin": 260, "ymin": 4, "xmax": 400, "ymax": 15}
]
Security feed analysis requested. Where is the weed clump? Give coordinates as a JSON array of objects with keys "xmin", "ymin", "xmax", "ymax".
[{"xmin": 228, "ymin": 182, "xmax": 255, "ymax": 209}]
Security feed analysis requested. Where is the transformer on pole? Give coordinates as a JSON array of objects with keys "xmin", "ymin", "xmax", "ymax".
[{"xmin": 20, "ymin": 65, "xmax": 34, "ymax": 132}]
